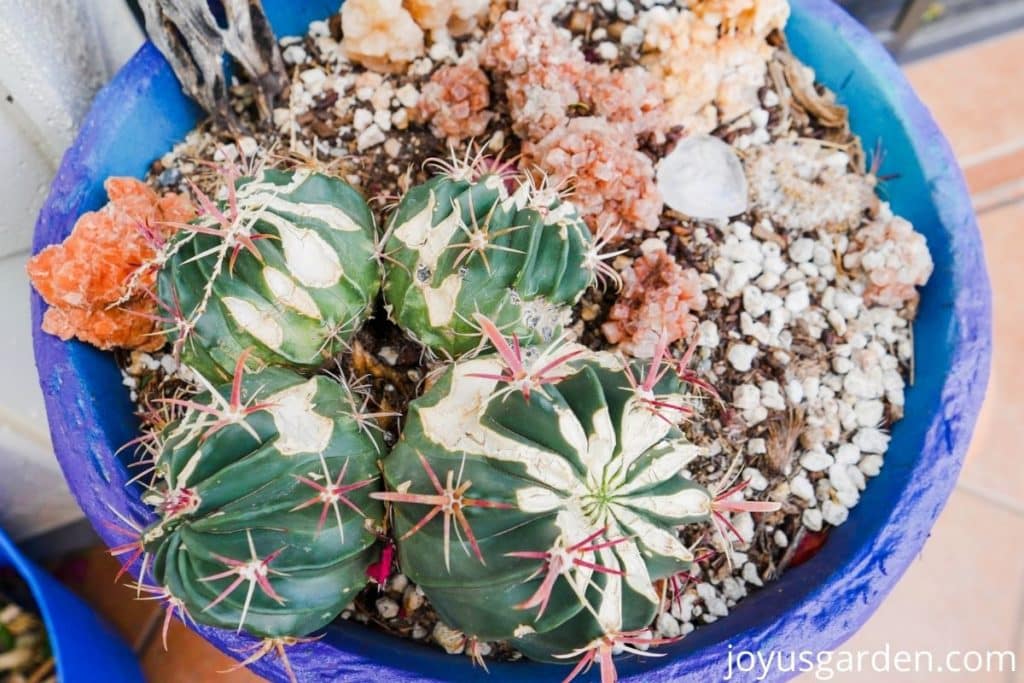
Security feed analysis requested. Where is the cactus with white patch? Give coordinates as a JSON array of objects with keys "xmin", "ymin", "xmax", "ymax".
[
  {"xmin": 158, "ymin": 168, "xmax": 381, "ymax": 382},
  {"xmin": 137, "ymin": 358, "xmax": 384, "ymax": 639},
  {"xmin": 373, "ymin": 320, "xmax": 776, "ymax": 675},
  {"xmin": 381, "ymin": 169, "xmax": 598, "ymax": 357}
]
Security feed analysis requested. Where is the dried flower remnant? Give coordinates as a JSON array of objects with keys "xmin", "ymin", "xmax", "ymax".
[
  {"xmin": 524, "ymin": 117, "xmax": 663, "ymax": 241},
  {"xmin": 641, "ymin": 0, "xmax": 788, "ymax": 133},
  {"xmin": 845, "ymin": 206, "xmax": 933, "ymax": 308},
  {"xmin": 418, "ymin": 62, "xmax": 494, "ymax": 143},
  {"xmin": 341, "ymin": 0, "xmax": 425, "ymax": 73},
  {"xmin": 602, "ymin": 239, "xmax": 707, "ymax": 358},
  {"xmin": 746, "ymin": 138, "xmax": 878, "ymax": 232},
  {"xmin": 28, "ymin": 177, "xmax": 194, "ymax": 350}
]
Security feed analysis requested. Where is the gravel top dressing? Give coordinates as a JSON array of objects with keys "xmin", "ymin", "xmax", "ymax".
[{"xmin": 28, "ymin": 1, "xmax": 945, "ymax": 680}]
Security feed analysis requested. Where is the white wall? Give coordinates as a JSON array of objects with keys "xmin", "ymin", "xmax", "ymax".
[{"xmin": 0, "ymin": 0, "xmax": 144, "ymax": 540}]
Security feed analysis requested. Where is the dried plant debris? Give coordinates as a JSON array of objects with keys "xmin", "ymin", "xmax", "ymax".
[
  {"xmin": 47, "ymin": 0, "xmax": 937, "ymax": 670},
  {"xmin": 0, "ymin": 575, "xmax": 53, "ymax": 683}
]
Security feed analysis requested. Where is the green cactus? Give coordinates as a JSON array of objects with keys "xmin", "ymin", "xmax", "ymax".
[
  {"xmin": 136, "ymin": 357, "xmax": 384, "ymax": 639},
  {"xmin": 372, "ymin": 318, "xmax": 776, "ymax": 673},
  {"xmin": 158, "ymin": 168, "xmax": 382, "ymax": 383},
  {"xmin": 381, "ymin": 168, "xmax": 599, "ymax": 357}
]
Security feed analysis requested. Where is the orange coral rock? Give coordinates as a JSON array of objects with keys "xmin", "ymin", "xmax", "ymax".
[
  {"xmin": 602, "ymin": 239, "xmax": 707, "ymax": 358},
  {"xmin": 28, "ymin": 177, "xmax": 194, "ymax": 351},
  {"xmin": 418, "ymin": 62, "xmax": 494, "ymax": 143},
  {"xmin": 523, "ymin": 117, "xmax": 663, "ymax": 241}
]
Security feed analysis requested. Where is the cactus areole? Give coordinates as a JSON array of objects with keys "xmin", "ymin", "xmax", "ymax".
[
  {"xmin": 376, "ymin": 344, "xmax": 715, "ymax": 666},
  {"xmin": 381, "ymin": 171, "xmax": 596, "ymax": 357},
  {"xmin": 143, "ymin": 364, "xmax": 384, "ymax": 638},
  {"xmin": 159, "ymin": 169, "xmax": 382, "ymax": 383}
]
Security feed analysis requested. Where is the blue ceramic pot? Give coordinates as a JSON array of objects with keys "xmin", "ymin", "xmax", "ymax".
[
  {"xmin": 0, "ymin": 527, "xmax": 143, "ymax": 681},
  {"xmin": 30, "ymin": 1, "xmax": 991, "ymax": 681}
]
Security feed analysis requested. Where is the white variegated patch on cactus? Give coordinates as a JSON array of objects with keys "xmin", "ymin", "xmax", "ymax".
[
  {"xmin": 158, "ymin": 168, "xmax": 381, "ymax": 383},
  {"xmin": 374, "ymin": 319, "xmax": 780, "ymax": 674},
  {"xmin": 381, "ymin": 167, "xmax": 599, "ymax": 357}
]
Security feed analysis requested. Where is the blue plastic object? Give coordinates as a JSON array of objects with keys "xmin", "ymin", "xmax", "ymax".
[
  {"xmin": 31, "ymin": 1, "xmax": 991, "ymax": 681},
  {"xmin": 0, "ymin": 527, "xmax": 143, "ymax": 682}
]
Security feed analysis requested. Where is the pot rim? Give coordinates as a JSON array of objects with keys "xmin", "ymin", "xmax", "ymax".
[{"xmin": 30, "ymin": 1, "xmax": 991, "ymax": 681}]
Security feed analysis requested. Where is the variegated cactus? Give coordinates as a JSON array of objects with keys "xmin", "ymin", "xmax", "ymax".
[
  {"xmin": 381, "ymin": 167, "xmax": 601, "ymax": 357},
  {"xmin": 158, "ymin": 168, "xmax": 381, "ymax": 382},
  {"xmin": 133, "ymin": 358, "xmax": 384, "ymax": 640},
  {"xmin": 373, "ymin": 319, "xmax": 776, "ymax": 676}
]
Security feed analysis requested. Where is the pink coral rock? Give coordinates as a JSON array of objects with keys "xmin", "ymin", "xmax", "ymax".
[
  {"xmin": 342, "ymin": 0, "xmax": 425, "ymax": 73},
  {"xmin": 28, "ymin": 177, "xmax": 194, "ymax": 351},
  {"xmin": 479, "ymin": 4, "xmax": 577, "ymax": 76},
  {"xmin": 602, "ymin": 239, "xmax": 707, "ymax": 358},
  {"xmin": 584, "ymin": 65, "xmax": 669, "ymax": 140},
  {"xmin": 524, "ymin": 117, "xmax": 663, "ymax": 241},
  {"xmin": 844, "ymin": 208, "xmax": 934, "ymax": 308},
  {"xmin": 418, "ymin": 62, "xmax": 494, "ymax": 143},
  {"xmin": 504, "ymin": 61, "xmax": 587, "ymax": 140},
  {"xmin": 641, "ymin": 0, "xmax": 789, "ymax": 133}
]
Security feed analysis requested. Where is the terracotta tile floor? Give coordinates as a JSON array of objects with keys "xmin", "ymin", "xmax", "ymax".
[{"xmin": 59, "ymin": 29, "xmax": 1024, "ymax": 683}]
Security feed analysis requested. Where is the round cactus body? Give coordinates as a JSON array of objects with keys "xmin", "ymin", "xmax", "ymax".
[
  {"xmin": 159, "ymin": 169, "xmax": 381, "ymax": 383},
  {"xmin": 143, "ymin": 365, "xmax": 384, "ymax": 638},
  {"xmin": 375, "ymin": 341, "xmax": 715, "ymax": 663},
  {"xmin": 381, "ymin": 173, "xmax": 595, "ymax": 357}
]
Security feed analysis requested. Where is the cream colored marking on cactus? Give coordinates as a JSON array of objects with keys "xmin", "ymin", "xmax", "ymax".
[
  {"xmin": 483, "ymin": 174, "xmax": 505, "ymax": 194},
  {"xmin": 513, "ymin": 625, "xmax": 535, "ymax": 637},
  {"xmin": 257, "ymin": 212, "xmax": 343, "ymax": 288},
  {"xmin": 393, "ymin": 191, "xmax": 437, "ymax": 247},
  {"xmin": 503, "ymin": 182, "xmax": 529, "ymax": 213},
  {"xmin": 176, "ymin": 448, "xmax": 204, "ymax": 488},
  {"xmin": 223, "ymin": 297, "xmax": 285, "ymax": 350},
  {"xmin": 610, "ymin": 504, "xmax": 694, "ymax": 565},
  {"xmin": 238, "ymin": 170, "xmax": 311, "ymax": 198},
  {"xmin": 242, "ymin": 193, "xmax": 364, "ymax": 232},
  {"xmin": 553, "ymin": 508, "xmax": 599, "ymax": 599},
  {"xmin": 579, "ymin": 405, "xmax": 615, "ymax": 477},
  {"xmin": 418, "ymin": 360, "xmax": 583, "ymax": 492},
  {"xmin": 515, "ymin": 487, "xmax": 564, "ymax": 513},
  {"xmin": 263, "ymin": 267, "xmax": 320, "ymax": 318},
  {"xmin": 617, "ymin": 395, "xmax": 686, "ymax": 471},
  {"xmin": 615, "ymin": 442, "xmax": 702, "ymax": 495},
  {"xmin": 545, "ymin": 203, "xmax": 576, "ymax": 228},
  {"xmin": 266, "ymin": 379, "xmax": 334, "ymax": 455},
  {"xmin": 420, "ymin": 273, "xmax": 462, "ymax": 326},
  {"xmin": 609, "ymin": 522, "xmax": 663, "ymax": 603},
  {"xmin": 623, "ymin": 488, "xmax": 711, "ymax": 520},
  {"xmin": 596, "ymin": 545, "xmax": 625, "ymax": 632}
]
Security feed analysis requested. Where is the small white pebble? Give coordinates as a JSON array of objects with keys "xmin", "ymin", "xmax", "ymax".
[
  {"xmin": 656, "ymin": 611, "xmax": 681, "ymax": 638},
  {"xmin": 803, "ymin": 507, "xmax": 824, "ymax": 531},
  {"xmin": 728, "ymin": 343, "xmax": 758, "ymax": 372},
  {"xmin": 859, "ymin": 454, "xmax": 884, "ymax": 477},
  {"xmin": 352, "ymin": 108, "xmax": 373, "ymax": 131},
  {"xmin": 389, "ymin": 573, "xmax": 408, "ymax": 593},
  {"xmin": 596, "ymin": 41, "xmax": 619, "ymax": 61},
  {"xmin": 853, "ymin": 427, "xmax": 890, "ymax": 454},
  {"xmin": 821, "ymin": 500, "xmax": 849, "ymax": 526},
  {"xmin": 790, "ymin": 473, "xmax": 816, "ymax": 503},
  {"xmin": 742, "ymin": 562, "xmax": 763, "ymax": 587},
  {"xmin": 375, "ymin": 597, "xmax": 399, "ymax": 619},
  {"xmin": 357, "ymin": 124, "xmax": 386, "ymax": 151},
  {"xmin": 773, "ymin": 529, "xmax": 789, "ymax": 548},
  {"xmin": 800, "ymin": 450, "xmax": 833, "ymax": 472}
]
